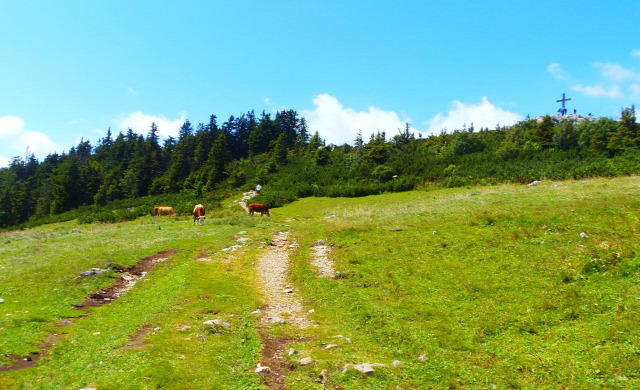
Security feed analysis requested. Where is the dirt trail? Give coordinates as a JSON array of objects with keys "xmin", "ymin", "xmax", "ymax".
[
  {"xmin": 256, "ymin": 231, "xmax": 312, "ymax": 389},
  {"xmin": 257, "ymin": 231, "xmax": 311, "ymax": 328},
  {"xmin": 239, "ymin": 191, "xmax": 257, "ymax": 212},
  {"xmin": 0, "ymin": 249, "xmax": 176, "ymax": 373}
]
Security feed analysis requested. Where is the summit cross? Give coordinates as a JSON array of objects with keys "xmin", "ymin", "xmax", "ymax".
[{"xmin": 556, "ymin": 93, "xmax": 571, "ymax": 108}]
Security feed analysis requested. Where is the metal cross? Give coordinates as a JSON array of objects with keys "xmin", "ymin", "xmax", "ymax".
[{"xmin": 556, "ymin": 93, "xmax": 571, "ymax": 108}]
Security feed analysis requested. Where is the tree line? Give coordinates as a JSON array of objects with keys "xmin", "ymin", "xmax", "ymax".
[{"xmin": 1, "ymin": 106, "xmax": 639, "ymax": 228}]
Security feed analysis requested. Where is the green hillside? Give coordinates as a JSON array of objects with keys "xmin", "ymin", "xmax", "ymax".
[{"xmin": 1, "ymin": 176, "xmax": 639, "ymax": 389}]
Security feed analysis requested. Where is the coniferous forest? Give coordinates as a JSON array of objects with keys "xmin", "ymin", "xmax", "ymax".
[{"xmin": 1, "ymin": 106, "xmax": 640, "ymax": 229}]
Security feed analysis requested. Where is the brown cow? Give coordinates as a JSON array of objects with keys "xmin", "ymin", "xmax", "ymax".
[
  {"xmin": 193, "ymin": 204, "xmax": 205, "ymax": 225},
  {"xmin": 153, "ymin": 206, "xmax": 176, "ymax": 216},
  {"xmin": 248, "ymin": 203, "xmax": 270, "ymax": 216}
]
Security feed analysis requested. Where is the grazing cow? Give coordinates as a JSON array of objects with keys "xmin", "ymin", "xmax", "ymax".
[
  {"xmin": 248, "ymin": 203, "xmax": 270, "ymax": 216},
  {"xmin": 193, "ymin": 204, "xmax": 205, "ymax": 225},
  {"xmin": 153, "ymin": 206, "xmax": 176, "ymax": 216}
]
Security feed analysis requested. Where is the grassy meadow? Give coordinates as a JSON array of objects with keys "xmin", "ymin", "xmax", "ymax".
[{"xmin": 1, "ymin": 177, "xmax": 640, "ymax": 389}]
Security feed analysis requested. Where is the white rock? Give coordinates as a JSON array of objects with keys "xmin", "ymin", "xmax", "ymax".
[
  {"xmin": 354, "ymin": 363, "xmax": 375, "ymax": 374},
  {"xmin": 325, "ymin": 344, "xmax": 340, "ymax": 349},
  {"xmin": 203, "ymin": 319, "xmax": 231, "ymax": 329},
  {"xmin": 528, "ymin": 180, "xmax": 542, "ymax": 186},
  {"xmin": 0, "ymin": 298, "xmax": 4, "ymax": 304},
  {"xmin": 238, "ymin": 231, "xmax": 247, "ymax": 235},
  {"xmin": 393, "ymin": 360, "xmax": 403, "ymax": 367},
  {"xmin": 418, "ymin": 354, "xmax": 427, "ymax": 361},
  {"xmin": 272, "ymin": 317, "xmax": 287, "ymax": 324},
  {"xmin": 580, "ymin": 232, "xmax": 588, "ymax": 238},
  {"xmin": 250, "ymin": 309, "xmax": 262, "ymax": 316},
  {"xmin": 288, "ymin": 348, "xmax": 298, "ymax": 356},
  {"xmin": 308, "ymin": 309, "xmax": 315, "ymax": 314},
  {"xmin": 300, "ymin": 357, "xmax": 313, "ymax": 365},
  {"xmin": 255, "ymin": 363, "xmax": 271, "ymax": 374},
  {"xmin": 283, "ymin": 288, "xmax": 293, "ymax": 294}
]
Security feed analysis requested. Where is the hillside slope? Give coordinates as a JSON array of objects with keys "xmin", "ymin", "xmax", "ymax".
[{"xmin": 1, "ymin": 177, "xmax": 639, "ymax": 389}]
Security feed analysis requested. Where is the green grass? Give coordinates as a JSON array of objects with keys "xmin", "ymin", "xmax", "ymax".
[
  {"xmin": 0, "ymin": 205, "xmax": 274, "ymax": 389},
  {"xmin": 280, "ymin": 178, "xmax": 640, "ymax": 388},
  {"xmin": 2, "ymin": 178, "xmax": 640, "ymax": 388}
]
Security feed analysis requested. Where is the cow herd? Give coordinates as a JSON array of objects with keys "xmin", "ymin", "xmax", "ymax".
[{"xmin": 152, "ymin": 202, "xmax": 269, "ymax": 224}]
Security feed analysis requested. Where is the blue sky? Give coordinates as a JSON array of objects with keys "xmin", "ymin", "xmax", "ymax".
[{"xmin": 1, "ymin": 1, "xmax": 639, "ymax": 167}]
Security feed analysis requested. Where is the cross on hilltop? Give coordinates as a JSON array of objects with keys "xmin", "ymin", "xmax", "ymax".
[{"xmin": 556, "ymin": 93, "xmax": 571, "ymax": 115}]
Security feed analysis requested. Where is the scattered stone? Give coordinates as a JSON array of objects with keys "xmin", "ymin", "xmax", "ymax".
[
  {"xmin": 0, "ymin": 298, "xmax": 4, "ymax": 304},
  {"xmin": 318, "ymin": 368, "xmax": 328, "ymax": 383},
  {"xmin": 283, "ymin": 288, "xmax": 294, "ymax": 294},
  {"xmin": 432, "ymin": 231, "xmax": 437, "ymax": 234},
  {"xmin": 418, "ymin": 354, "xmax": 427, "ymax": 361},
  {"xmin": 308, "ymin": 309, "xmax": 315, "ymax": 314},
  {"xmin": 288, "ymin": 348, "xmax": 298, "ymax": 356},
  {"xmin": 272, "ymin": 317, "xmax": 287, "ymax": 324},
  {"xmin": 222, "ymin": 245, "xmax": 243, "ymax": 252},
  {"xmin": 528, "ymin": 180, "xmax": 542, "ymax": 186},
  {"xmin": 237, "ymin": 237, "xmax": 251, "ymax": 244},
  {"xmin": 250, "ymin": 309, "xmax": 262, "ymax": 316},
  {"xmin": 393, "ymin": 360, "xmax": 404, "ymax": 367},
  {"xmin": 238, "ymin": 231, "xmax": 247, "ymax": 235},
  {"xmin": 255, "ymin": 363, "xmax": 271, "ymax": 374},
  {"xmin": 153, "ymin": 326, "xmax": 161, "ymax": 331},
  {"xmin": 325, "ymin": 344, "xmax": 340, "ymax": 349},
  {"xmin": 466, "ymin": 192, "xmax": 478, "ymax": 197},
  {"xmin": 79, "ymin": 268, "xmax": 108, "ymax": 277},
  {"xmin": 343, "ymin": 363, "xmax": 378, "ymax": 375},
  {"xmin": 578, "ymin": 245, "xmax": 587, "ymax": 249},
  {"xmin": 203, "ymin": 319, "xmax": 231, "ymax": 330},
  {"xmin": 580, "ymin": 232, "xmax": 588, "ymax": 238},
  {"xmin": 317, "ymin": 239, "xmax": 325, "ymax": 245},
  {"xmin": 300, "ymin": 357, "xmax": 313, "ymax": 365},
  {"xmin": 77, "ymin": 388, "xmax": 98, "ymax": 390},
  {"xmin": 92, "ymin": 332, "xmax": 101, "ymax": 336},
  {"xmin": 325, "ymin": 215, "xmax": 337, "ymax": 219}
]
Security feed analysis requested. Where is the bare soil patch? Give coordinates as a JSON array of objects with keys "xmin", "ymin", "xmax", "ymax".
[
  {"xmin": 256, "ymin": 331, "xmax": 298, "ymax": 390},
  {"xmin": 75, "ymin": 248, "xmax": 176, "ymax": 309}
]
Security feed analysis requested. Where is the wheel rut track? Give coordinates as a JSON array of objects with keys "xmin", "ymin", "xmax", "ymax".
[{"xmin": 0, "ymin": 249, "xmax": 177, "ymax": 373}]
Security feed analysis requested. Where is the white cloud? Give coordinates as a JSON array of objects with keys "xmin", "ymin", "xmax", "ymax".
[
  {"xmin": 0, "ymin": 115, "xmax": 58, "ymax": 167},
  {"xmin": 301, "ymin": 94, "xmax": 414, "ymax": 145},
  {"xmin": 116, "ymin": 112, "xmax": 187, "ymax": 139},
  {"xmin": 425, "ymin": 97, "xmax": 522, "ymax": 134},
  {"xmin": 595, "ymin": 62, "xmax": 638, "ymax": 82},
  {"xmin": 571, "ymin": 84, "xmax": 622, "ymax": 98},
  {"xmin": 0, "ymin": 115, "xmax": 24, "ymax": 137},
  {"xmin": 632, "ymin": 49, "xmax": 640, "ymax": 58},
  {"xmin": 630, "ymin": 84, "xmax": 640, "ymax": 99},
  {"xmin": 548, "ymin": 63, "xmax": 569, "ymax": 80}
]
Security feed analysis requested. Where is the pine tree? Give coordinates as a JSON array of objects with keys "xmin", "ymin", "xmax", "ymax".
[
  {"xmin": 205, "ymin": 131, "xmax": 232, "ymax": 190},
  {"xmin": 533, "ymin": 116, "xmax": 555, "ymax": 149}
]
